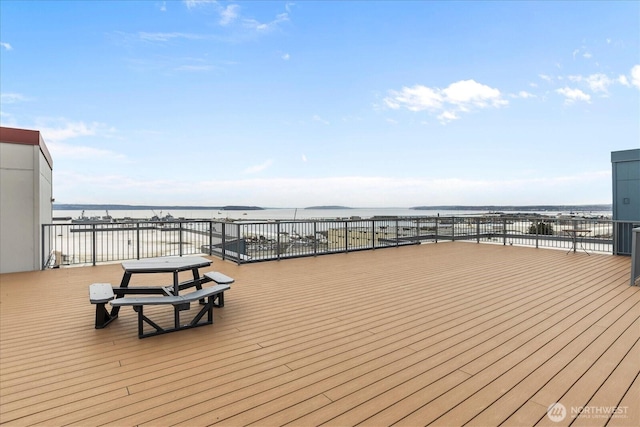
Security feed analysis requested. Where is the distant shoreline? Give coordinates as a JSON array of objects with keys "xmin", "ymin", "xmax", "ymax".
[
  {"xmin": 411, "ymin": 204, "xmax": 611, "ymax": 212},
  {"xmin": 53, "ymin": 204, "xmax": 265, "ymax": 211},
  {"xmin": 54, "ymin": 203, "xmax": 612, "ymax": 212}
]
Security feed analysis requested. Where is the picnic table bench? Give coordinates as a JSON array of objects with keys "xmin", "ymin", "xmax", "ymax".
[{"xmin": 110, "ymin": 284, "xmax": 230, "ymax": 338}]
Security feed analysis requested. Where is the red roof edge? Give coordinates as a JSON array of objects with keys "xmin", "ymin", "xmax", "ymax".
[{"xmin": 0, "ymin": 126, "xmax": 53, "ymax": 169}]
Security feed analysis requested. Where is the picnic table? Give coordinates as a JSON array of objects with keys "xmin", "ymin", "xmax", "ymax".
[{"xmin": 90, "ymin": 256, "xmax": 234, "ymax": 338}]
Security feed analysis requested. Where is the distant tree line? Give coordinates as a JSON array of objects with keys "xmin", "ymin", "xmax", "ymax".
[{"xmin": 528, "ymin": 221, "xmax": 554, "ymax": 235}]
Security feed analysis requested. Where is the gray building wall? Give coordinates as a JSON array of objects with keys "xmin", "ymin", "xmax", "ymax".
[{"xmin": 611, "ymin": 148, "xmax": 640, "ymax": 255}]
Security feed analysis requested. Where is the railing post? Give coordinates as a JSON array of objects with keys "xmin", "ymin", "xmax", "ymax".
[
  {"xmin": 476, "ymin": 218, "xmax": 480, "ymax": 243},
  {"xmin": 136, "ymin": 223, "xmax": 141, "ymax": 260},
  {"xmin": 237, "ymin": 222, "xmax": 242, "ymax": 262},
  {"xmin": 222, "ymin": 222, "xmax": 228, "ymax": 260},
  {"xmin": 452, "ymin": 216, "xmax": 456, "ymax": 242},
  {"xmin": 178, "ymin": 222, "xmax": 184, "ymax": 257},
  {"xmin": 502, "ymin": 218, "xmax": 507, "ymax": 245},
  {"xmin": 277, "ymin": 222, "xmax": 281, "ymax": 260},
  {"xmin": 372, "ymin": 219, "xmax": 376, "ymax": 249},
  {"xmin": 91, "ymin": 224, "xmax": 97, "ymax": 266},
  {"xmin": 344, "ymin": 221, "xmax": 349, "ymax": 252},
  {"xmin": 313, "ymin": 221, "xmax": 318, "ymax": 255},
  {"xmin": 41, "ymin": 224, "xmax": 46, "ymax": 269},
  {"xmin": 435, "ymin": 216, "xmax": 439, "ymax": 243}
]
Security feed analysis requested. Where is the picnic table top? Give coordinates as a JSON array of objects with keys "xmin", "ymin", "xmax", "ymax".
[{"xmin": 121, "ymin": 256, "xmax": 211, "ymax": 273}]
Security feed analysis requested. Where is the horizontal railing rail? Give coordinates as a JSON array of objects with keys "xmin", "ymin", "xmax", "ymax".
[{"xmin": 41, "ymin": 216, "xmax": 639, "ymax": 269}]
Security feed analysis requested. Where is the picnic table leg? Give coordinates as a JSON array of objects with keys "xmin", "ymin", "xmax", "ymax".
[
  {"xmin": 111, "ymin": 272, "xmax": 132, "ymax": 317},
  {"xmin": 191, "ymin": 267, "xmax": 207, "ymax": 305},
  {"xmin": 95, "ymin": 303, "xmax": 117, "ymax": 328}
]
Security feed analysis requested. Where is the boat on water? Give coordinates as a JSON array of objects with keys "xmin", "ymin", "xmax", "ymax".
[
  {"xmin": 72, "ymin": 210, "xmax": 114, "ymax": 224},
  {"xmin": 149, "ymin": 211, "xmax": 176, "ymax": 222}
]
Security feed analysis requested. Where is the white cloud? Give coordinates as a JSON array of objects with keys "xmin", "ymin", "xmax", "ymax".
[
  {"xmin": 443, "ymin": 80, "xmax": 507, "ymax": 108},
  {"xmin": 48, "ymin": 142, "xmax": 127, "ymax": 162},
  {"xmin": 631, "ymin": 65, "xmax": 640, "ymax": 90},
  {"xmin": 0, "ymin": 42, "xmax": 12, "ymax": 51},
  {"xmin": 219, "ymin": 4, "xmax": 240, "ymax": 25},
  {"xmin": 556, "ymin": 87, "xmax": 591, "ymax": 104},
  {"xmin": 384, "ymin": 79, "xmax": 507, "ymax": 124},
  {"xmin": 437, "ymin": 110, "xmax": 458, "ymax": 124},
  {"xmin": 568, "ymin": 73, "xmax": 614, "ymax": 94},
  {"xmin": 243, "ymin": 159, "xmax": 273, "ymax": 174},
  {"xmin": 183, "ymin": 0, "xmax": 216, "ymax": 9},
  {"xmin": 36, "ymin": 120, "xmax": 110, "ymax": 142},
  {"xmin": 312, "ymin": 115, "xmax": 330, "ymax": 125},
  {"xmin": 53, "ymin": 170, "xmax": 612, "ymax": 207},
  {"xmin": 0, "ymin": 93, "xmax": 27, "ymax": 104},
  {"xmin": 384, "ymin": 85, "xmax": 442, "ymax": 112},
  {"xmin": 174, "ymin": 64, "xmax": 215, "ymax": 72},
  {"xmin": 301, "ymin": 154, "xmax": 307, "ymax": 162},
  {"xmin": 282, "ymin": 53, "xmax": 290, "ymax": 60},
  {"xmin": 512, "ymin": 91, "xmax": 536, "ymax": 99},
  {"xmin": 138, "ymin": 32, "xmax": 203, "ymax": 42},
  {"xmin": 243, "ymin": 12, "xmax": 289, "ymax": 32}
]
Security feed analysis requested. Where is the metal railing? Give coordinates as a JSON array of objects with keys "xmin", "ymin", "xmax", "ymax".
[{"xmin": 42, "ymin": 216, "xmax": 639, "ymax": 268}]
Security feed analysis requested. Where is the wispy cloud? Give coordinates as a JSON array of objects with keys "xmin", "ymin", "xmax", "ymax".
[
  {"xmin": 384, "ymin": 79, "xmax": 507, "ymax": 124},
  {"xmin": 54, "ymin": 170, "xmax": 612, "ymax": 206},
  {"xmin": 183, "ymin": 0, "xmax": 216, "ymax": 10},
  {"xmin": 556, "ymin": 87, "xmax": 591, "ymax": 105},
  {"xmin": 244, "ymin": 159, "xmax": 273, "ymax": 174},
  {"xmin": 0, "ymin": 93, "xmax": 27, "ymax": 104},
  {"xmin": 568, "ymin": 73, "xmax": 615, "ymax": 94},
  {"xmin": 631, "ymin": 65, "xmax": 640, "ymax": 90},
  {"xmin": 48, "ymin": 142, "xmax": 127, "ymax": 162},
  {"xmin": 182, "ymin": 1, "xmax": 289, "ymax": 33},
  {"xmin": 35, "ymin": 120, "xmax": 111, "ymax": 142},
  {"xmin": 312, "ymin": 115, "xmax": 330, "ymax": 125},
  {"xmin": 243, "ymin": 12, "xmax": 290, "ymax": 32},
  {"xmin": 174, "ymin": 64, "xmax": 215, "ymax": 72},
  {"xmin": 0, "ymin": 42, "xmax": 12, "ymax": 51},
  {"xmin": 511, "ymin": 91, "xmax": 536, "ymax": 99},
  {"xmin": 219, "ymin": 4, "xmax": 240, "ymax": 26},
  {"xmin": 31, "ymin": 119, "xmax": 126, "ymax": 162},
  {"xmin": 138, "ymin": 32, "xmax": 204, "ymax": 42}
]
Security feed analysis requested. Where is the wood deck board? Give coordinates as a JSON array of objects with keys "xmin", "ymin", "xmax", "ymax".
[{"xmin": 1, "ymin": 242, "xmax": 638, "ymax": 426}]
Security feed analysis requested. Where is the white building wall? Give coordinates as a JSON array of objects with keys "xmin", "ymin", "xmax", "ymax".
[{"xmin": 0, "ymin": 130, "xmax": 53, "ymax": 273}]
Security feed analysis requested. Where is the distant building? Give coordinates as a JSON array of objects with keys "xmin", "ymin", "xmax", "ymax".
[
  {"xmin": 0, "ymin": 126, "xmax": 54, "ymax": 273},
  {"xmin": 328, "ymin": 226, "xmax": 405, "ymax": 248}
]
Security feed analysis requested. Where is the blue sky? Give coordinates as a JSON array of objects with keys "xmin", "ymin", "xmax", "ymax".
[{"xmin": 1, "ymin": 1, "xmax": 638, "ymax": 208}]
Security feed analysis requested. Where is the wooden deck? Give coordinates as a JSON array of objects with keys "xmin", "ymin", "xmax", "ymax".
[{"xmin": 0, "ymin": 242, "xmax": 638, "ymax": 426}]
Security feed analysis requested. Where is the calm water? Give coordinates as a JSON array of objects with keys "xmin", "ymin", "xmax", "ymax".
[{"xmin": 53, "ymin": 207, "xmax": 612, "ymax": 222}]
